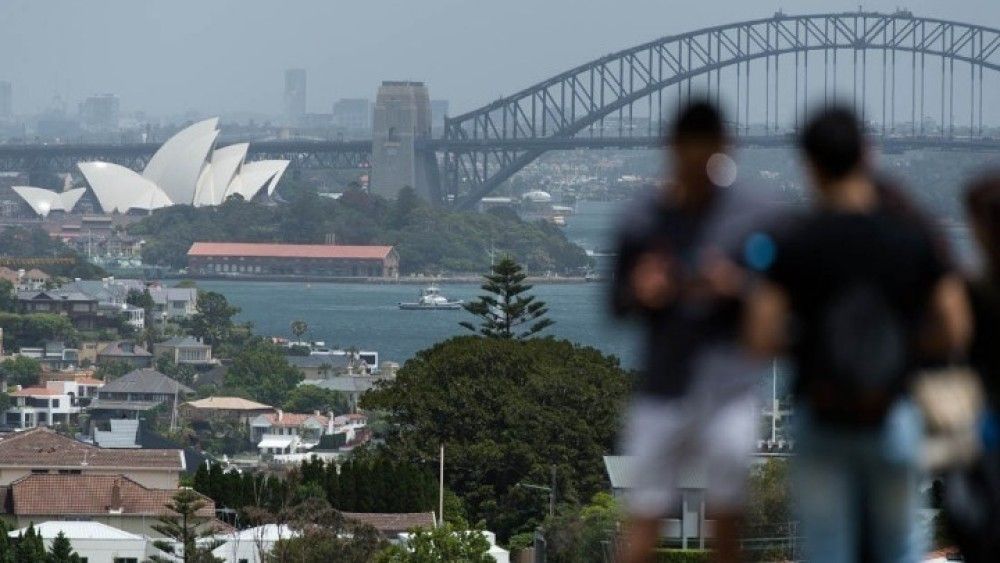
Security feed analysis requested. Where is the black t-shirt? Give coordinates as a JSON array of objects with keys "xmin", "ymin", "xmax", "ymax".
[
  {"xmin": 764, "ymin": 210, "xmax": 946, "ymax": 420},
  {"xmin": 612, "ymin": 186, "xmax": 771, "ymax": 398}
]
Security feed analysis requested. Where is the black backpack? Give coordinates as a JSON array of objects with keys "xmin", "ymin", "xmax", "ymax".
[{"xmin": 810, "ymin": 282, "xmax": 908, "ymax": 425}]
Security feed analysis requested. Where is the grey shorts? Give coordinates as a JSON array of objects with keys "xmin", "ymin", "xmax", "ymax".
[{"xmin": 621, "ymin": 347, "xmax": 761, "ymax": 518}]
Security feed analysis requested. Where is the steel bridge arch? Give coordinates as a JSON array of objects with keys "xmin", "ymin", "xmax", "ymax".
[{"xmin": 443, "ymin": 11, "xmax": 1000, "ymax": 208}]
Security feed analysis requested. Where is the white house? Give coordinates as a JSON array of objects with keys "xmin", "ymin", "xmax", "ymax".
[
  {"xmin": 9, "ymin": 521, "xmax": 160, "ymax": 562},
  {"xmin": 211, "ymin": 524, "xmax": 297, "ymax": 563},
  {"xmin": 4, "ymin": 378, "xmax": 104, "ymax": 429},
  {"xmin": 250, "ymin": 410, "xmax": 332, "ymax": 455}
]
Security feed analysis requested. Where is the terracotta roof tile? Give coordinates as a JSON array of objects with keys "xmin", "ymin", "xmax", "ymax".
[
  {"xmin": 188, "ymin": 242, "xmax": 394, "ymax": 260},
  {"xmin": 9, "ymin": 474, "xmax": 213, "ymax": 517},
  {"xmin": 0, "ymin": 428, "xmax": 183, "ymax": 470},
  {"xmin": 256, "ymin": 412, "xmax": 329, "ymax": 428},
  {"xmin": 10, "ymin": 387, "xmax": 62, "ymax": 397}
]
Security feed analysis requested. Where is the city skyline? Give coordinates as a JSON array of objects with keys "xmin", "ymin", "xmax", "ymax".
[{"xmin": 2, "ymin": 0, "xmax": 999, "ymax": 120}]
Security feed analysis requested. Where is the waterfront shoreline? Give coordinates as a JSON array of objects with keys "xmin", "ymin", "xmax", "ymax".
[{"xmin": 168, "ymin": 274, "xmax": 597, "ymax": 285}]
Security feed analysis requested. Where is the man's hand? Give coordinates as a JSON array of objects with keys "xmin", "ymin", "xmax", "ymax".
[{"xmin": 630, "ymin": 252, "xmax": 675, "ymax": 310}]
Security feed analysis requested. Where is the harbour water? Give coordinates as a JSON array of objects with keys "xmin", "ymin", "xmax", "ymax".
[{"xmin": 196, "ymin": 200, "xmax": 642, "ymax": 367}]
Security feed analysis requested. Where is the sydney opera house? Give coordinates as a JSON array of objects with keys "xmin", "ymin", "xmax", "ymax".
[{"xmin": 11, "ymin": 118, "xmax": 289, "ymax": 217}]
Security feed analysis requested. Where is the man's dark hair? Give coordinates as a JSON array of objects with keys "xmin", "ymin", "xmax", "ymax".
[
  {"xmin": 800, "ymin": 106, "xmax": 866, "ymax": 180},
  {"xmin": 669, "ymin": 100, "xmax": 727, "ymax": 144}
]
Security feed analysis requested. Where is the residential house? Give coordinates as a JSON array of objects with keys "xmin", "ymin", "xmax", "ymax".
[
  {"xmin": 8, "ymin": 521, "xmax": 162, "ymax": 562},
  {"xmin": 16, "ymin": 289, "xmax": 98, "ymax": 329},
  {"xmin": 4, "ymin": 378, "xmax": 104, "ymax": 429},
  {"xmin": 211, "ymin": 524, "xmax": 297, "ymax": 563},
  {"xmin": 286, "ymin": 354, "xmax": 351, "ymax": 379},
  {"xmin": 17, "ymin": 341, "xmax": 80, "ymax": 371},
  {"xmin": 148, "ymin": 286, "xmax": 197, "ymax": 325},
  {"xmin": 20, "ymin": 268, "xmax": 51, "ymax": 290},
  {"xmin": 89, "ymin": 368, "xmax": 193, "ymax": 421},
  {"xmin": 63, "ymin": 278, "xmax": 146, "ymax": 331},
  {"xmin": 153, "ymin": 336, "xmax": 216, "ymax": 367},
  {"xmin": 250, "ymin": 410, "xmax": 332, "ymax": 455},
  {"xmin": 0, "ymin": 474, "xmax": 221, "ymax": 538},
  {"xmin": 0, "ymin": 427, "xmax": 184, "ymax": 488},
  {"xmin": 97, "ymin": 341, "xmax": 153, "ymax": 369},
  {"xmin": 180, "ymin": 396, "xmax": 274, "ymax": 425},
  {"xmin": 603, "ymin": 455, "xmax": 713, "ymax": 548}
]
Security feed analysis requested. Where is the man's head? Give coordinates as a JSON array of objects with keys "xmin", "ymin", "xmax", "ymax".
[
  {"xmin": 668, "ymin": 101, "xmax": 729, "ymax": 197},
  {"xmin": 799, "ymin": 106, "xmax": 868, "ymax": 187}
]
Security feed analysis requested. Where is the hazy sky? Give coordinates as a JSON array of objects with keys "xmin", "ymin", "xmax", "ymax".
[{"xmin": 1, "ymin": 0, "xmax": 998, "ymax": 119}]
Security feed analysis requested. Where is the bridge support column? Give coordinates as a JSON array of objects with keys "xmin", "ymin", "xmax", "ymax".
[{"xmin": 370, "ymin": 81, "xmax": 438, "ymax": 201}]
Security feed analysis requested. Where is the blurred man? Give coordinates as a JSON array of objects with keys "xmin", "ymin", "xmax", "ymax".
[
  {"xmin": 613, "ymin": 101, "xmax": 771, "ymax": 563},
  {"xmin": 745, "ymin": 107, "xmax": 971, "ymax": 563}
]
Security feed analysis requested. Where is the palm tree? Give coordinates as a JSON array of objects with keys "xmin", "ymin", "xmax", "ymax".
[{"xmin": 290, "ymin": 320, "xmax": 308, "ymax": 343}]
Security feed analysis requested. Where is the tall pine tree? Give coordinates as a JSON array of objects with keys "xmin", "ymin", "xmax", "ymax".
[
  {"xmin": 460, "ymin": 257, "xmax": 554, "ymax": 339},
  {"xmin": 46, "ymin": 531, "xmax": 82, "ymax": 563},
  {"xmin": 149, "ymin": 488, "xmax": 223, "ymax": 563}
]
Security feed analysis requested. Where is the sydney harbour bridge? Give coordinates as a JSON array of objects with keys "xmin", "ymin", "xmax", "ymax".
[{"xmin": 4, "ymin": 11, "xmax": 1000, "ymax": 209}]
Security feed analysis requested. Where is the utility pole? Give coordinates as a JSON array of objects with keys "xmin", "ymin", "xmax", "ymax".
[{"xmin": 439, "ymin": 444, "xmax": 445, "ymax": 527}]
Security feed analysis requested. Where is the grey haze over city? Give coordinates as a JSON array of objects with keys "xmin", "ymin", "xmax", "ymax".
[{"xmin": 2, "ymin": 0, "xmax": 1000, "ymax": 119}]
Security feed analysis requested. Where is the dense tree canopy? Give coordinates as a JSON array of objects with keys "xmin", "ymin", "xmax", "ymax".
[
  {"xmin": 129, "ymin": 189, "xmax": 590, "ymax": 274},
  {"xmin": 0, "ymin": 356, "xmax": 41, "ymax": 388},
  {"xmin": 374, "ymin": 523, "xmax": 493, "ymax": 563},
  {"xmin": 182, "ymin": 291, "xmax": 240, "ymax": 347},
  {"xmin": 283, "ymin": 385, "xmax": 348, "ymax": 415},
  {"xmin": 224, "ymin": 338, "xmax": 304, "ymax": 406},
  {"xmin": 0, "ymin": 313, "xmax": 77, "ymax": 351},
  {"xmin": 362, "ymin": 336, "xmax": 630, "ymax": 540}
]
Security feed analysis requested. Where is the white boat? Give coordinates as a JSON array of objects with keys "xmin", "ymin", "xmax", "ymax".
[{"xmin": 399, "ymin": 285, "xmax": 464, "ymax": 310}]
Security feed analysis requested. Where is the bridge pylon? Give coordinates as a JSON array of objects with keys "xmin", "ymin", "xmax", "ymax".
[{"xmin": 370, "ymin": 81, "xmax": 440, "ymax": 202}]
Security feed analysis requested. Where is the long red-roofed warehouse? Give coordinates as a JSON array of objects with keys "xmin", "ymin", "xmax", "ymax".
[{"xmin": 187, "ymin": 241, "xmax": 399, "ymax": 278}]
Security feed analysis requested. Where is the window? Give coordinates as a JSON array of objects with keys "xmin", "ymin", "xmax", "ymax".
[
  {"xmin": 30, "ymin": 469, "xmax": 49, "ymax": 474},
  {"xmin": 113, "ymin": 559, "xmax": 138, "ymax": 563},
  {"xmin": 57, "ymin": 469, "xmax": 81, "ymax": 475}
]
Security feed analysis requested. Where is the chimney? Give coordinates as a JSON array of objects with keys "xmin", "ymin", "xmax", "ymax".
[
  {"xmin": 109, "ymin": 479, "xmax": 123, "ymax": 513},
  {"xmin": 276, "ymin": 409, "xmax": 283, "ymax": 422}
]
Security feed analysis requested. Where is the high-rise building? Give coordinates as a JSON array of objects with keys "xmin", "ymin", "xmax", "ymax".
[
  {"xmin": 0, "ymin": 82, "xmax": 11, "ymax": 120},
  {"xmin": 371, "ymin": 81, "xmax": 434, "ymax": 200},
  {"xmin": 284, "ymin": 68, "xmax": 307, "ymax": 124},
  {"xmin": 79, "ymin": 94, "xmax": 120, "ymax": 130},
  {"xmin": 332, "ymin": 98, "xmax": 370, "ymax": 131}
]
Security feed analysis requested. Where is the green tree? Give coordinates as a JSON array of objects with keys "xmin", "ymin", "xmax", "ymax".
[
  {"xmin": 290, "ymin": 319, "xmax": 309, "ymax": 341},
  {"xmin": 183, "ymin": 291, "xmax": 240, "ymax": 347},
  {"xmin": 373, "ymin": 523, "xmax": 492, "ymax": 563},
  {"xmin": 460, "ymin": 257, "xmax": 553, "ymax": 339},
  {"xmin": 283, "ymin": 385, "xmax": 348, "ymax": 414},
  {"xmin": 126, "ymin": 288, "xmax": 155, "ymax": 317},
  {"xmin": 540, "ymin": 493, "xmax": 621, "ymax": 563},
  {"xmin": 362, "ymin": 337, "xmax": 629, "ymax": 540},
  {"xmin": 46, "ymin": 531, "xmax": 82, "ymax": 563},
  {"xmin": 14, "ymin": 524, "xmax": 46, "ymax": 562},
  {"xmin": 263, "ymin": 498, "xmax": 385, "ymax": 563},
  {"xmin": 0, "ymin": 519, "xmax": 13, "ymax": 563},
  {"xmin": 389, "ymin": 186, "xmax": 423, "ymax": 229},
  {"xmin": 0, "ymin": 279, "xmax": 15, "ymax": 313},
  {"xmin": 0, "ymin": 356, "xmax": 41, "ymax": 387},
  {"xmin": 150, "ymin": 488, "xmax": 224, "ymax": 563},
  {"xmin": 225, "ymin": 338, "xmax": 304, "ymax": 406},
  {"xmin": 94, "ymin": 359, "xmax": 133, "ymax": 381}
]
